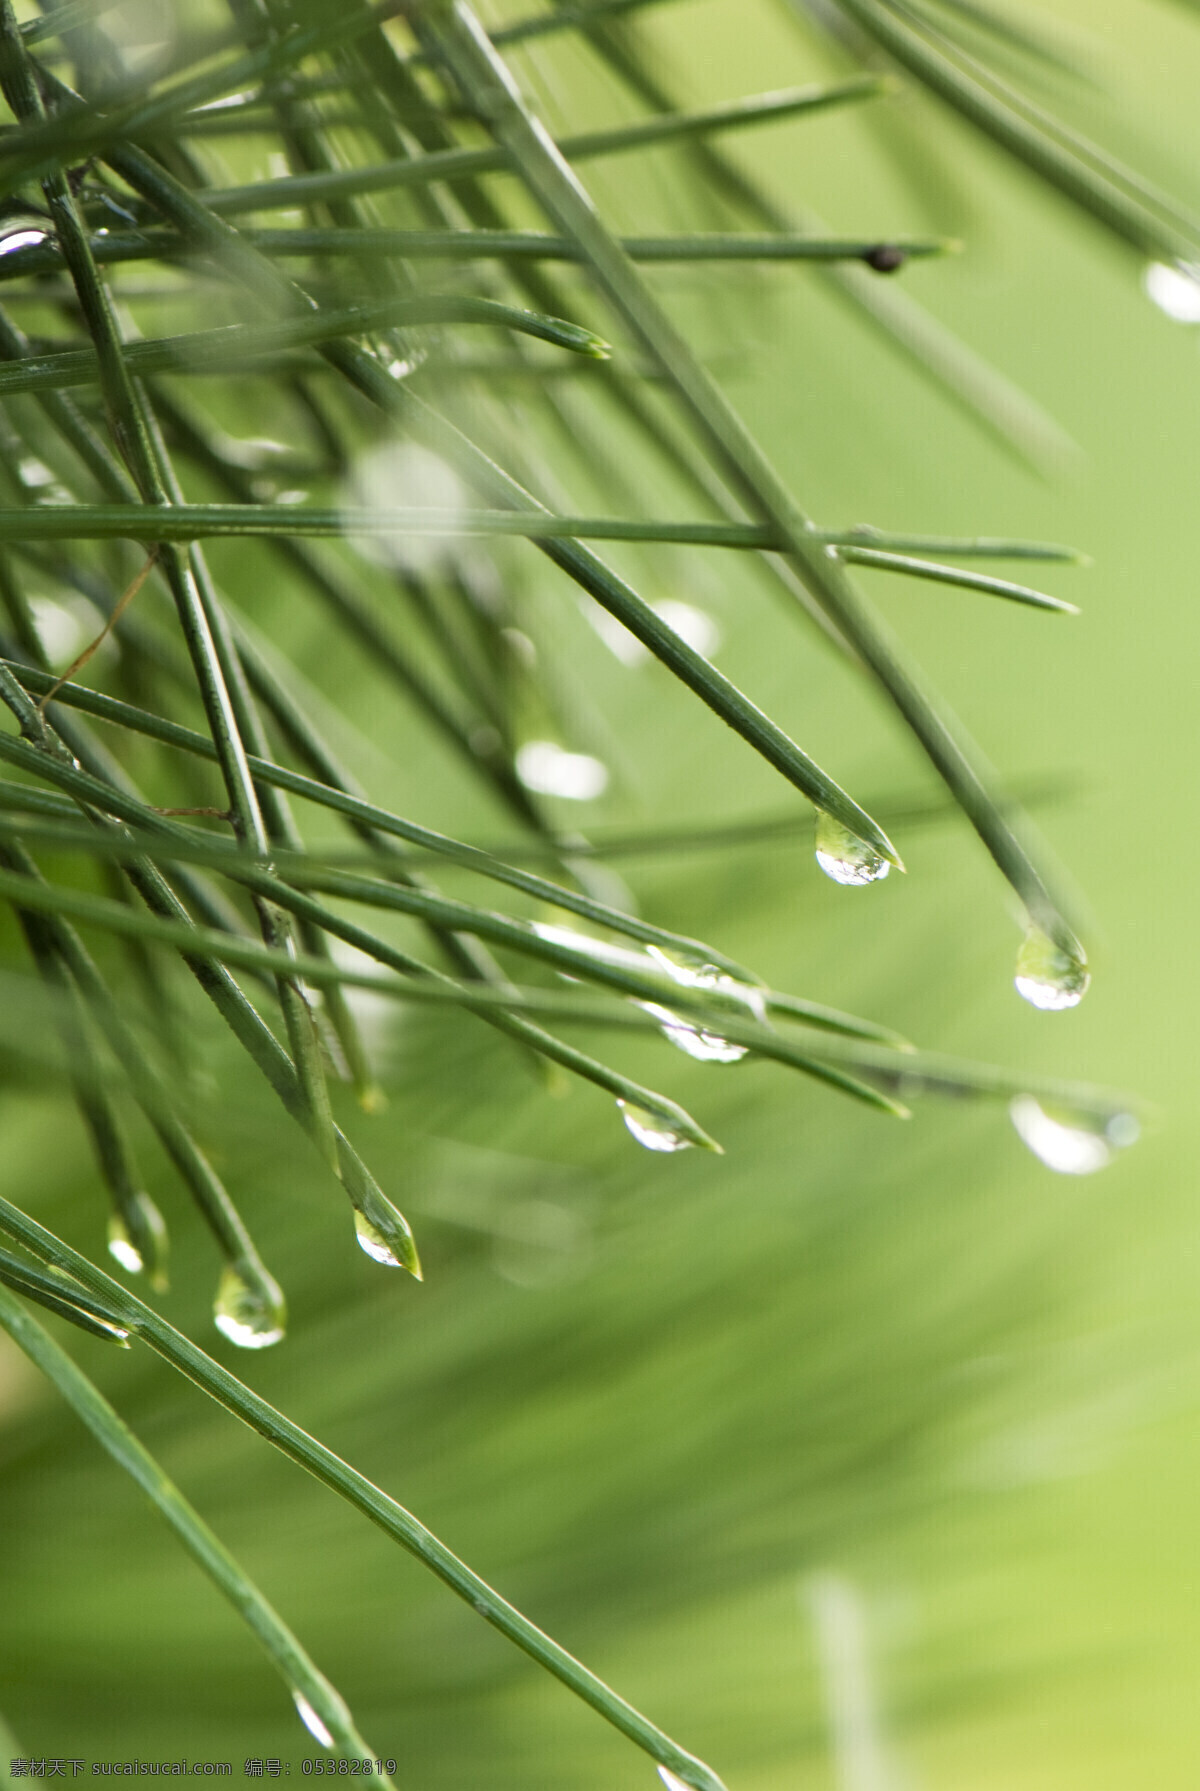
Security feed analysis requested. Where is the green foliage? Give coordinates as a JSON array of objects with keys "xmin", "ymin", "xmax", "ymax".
[{"xmin": 0, "ymin": 0, "xmax": 1191, "ymax": 1783}]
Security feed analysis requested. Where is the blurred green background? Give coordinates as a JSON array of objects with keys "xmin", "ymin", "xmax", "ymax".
[{"xmin": 4, "ymin": 0, "xmax": 1200, "ymax": 1784}]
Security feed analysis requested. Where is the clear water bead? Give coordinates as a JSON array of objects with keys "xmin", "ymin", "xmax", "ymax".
[
  {"xmin": 354, "ymin": 1209, "xmax": 405, "ymax": 1266},
  {"xmin": 106, "ymin": 1215, "xmax": 143, "ymax": 1275},
  {"xmin": 654, "ymin": 600, "xmax": 720, "ymax": 658},
  {"xmin": 292, "ymin": 1692, "xmax": 335, "ymax": 1749},
  {"xmin": 645, "ymin": 946, "xmax": 767, "ymax": 1023},
  {"xmin": 657, "ymin": 1770, "xmax": 694, "ymax": 1791},
  {"xmin": 1145, "ymin": 260, "xmax": 1200, "ymax": 322},
  {"xmin": 516, "ymin": 740, "xmax": 608, "ymax": 800},
  {"xmin": 1010, "ymin": 1096, "xmax": 1139, "ymax": 1175},
  {"xmin": 0, "ymin": 227, "xmax": 48, "ymax": 257},
  {"xmin": 639, "ymin": 1001, "xmax": 747, "ymax": 1064},
  {"xmin": 814, "ymin": 812, "xmax": 890, "ymax": 886},
  {"xmin": 106, "ymin": 1193, "xmax": 169, "ymax": 1290},
  {"xmin": 213, "ymin": 1264, "xmax": 286, "ymax": 1350},
  {"xmin": 617, "ymin": 1101, "xmax": 692, "ymax": 1152},
  {"xmin": 1014, "ymin": 928, "xmax": 1089, "ymax": 1010}
]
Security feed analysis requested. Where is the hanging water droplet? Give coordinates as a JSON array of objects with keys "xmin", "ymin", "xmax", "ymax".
[
  {"xmin": 352, "ymin": 1197, "xmax": 420, "ymax": 1277},
  {"xmin": 385, "ymin": 347, "xmax": 428, "ymax": 381},
  {"xmin": 354, "ymin": 1208, "xmax": 404, "ymax": 1266},
  {"xmin": 1014, "ymin": 928, "xmax": 1089, "ymax": 1010},
  {"xmin": 516, "ymin": 739, "xmax": 608, "ymax": 800},
  {"xmin": 639, "ymin": 1001, "xmax": 747, "ymax": 1064},
  {"xmin": 1145, "ymin": 260, "xmax": 1200, "ymax": 322},
  {"xmin": 292, "ymin": 1691, "xmax": 335, "ymax": 1750},
  {"xmin": 213, "ymin": 1264, "xmax": 286, "ymax": 1350},
  {"xmin": 107, "ymin": 1193, "xmax": 169, "ymax": 1290},
  {"xmin": 657, "ymin": 1769, "xmax": 694, "ymax": 1791},
  {"xmin": 617, "ymin": 1100, "xmax": 692, "ymax": 1152},
  {"xmin": 584, "ymin": 599, "xmax": 648, "ymax": 664},
  {"xmin": 500, "ymin": 626, "xmax": 538, "ymax": 668},
  {"xmin": 653, "ymin": 600, "xmax": 720, "ymax": 658},
  {"xmin": 1105, "ymin": 1112, "xmax": 1141, "ymax": 1148},
  {"xmin": 107, "ymin": 1215, "xmax": 143, "ymax": 1276},
  {"xmin": 0, "ymin": 224, "xmax": 48, "ymax": 257},
  {"xmin": 18, "ymin": 457, "xmax": 54, "ymax": 489},
  {"xmin": 644, "ymin": 946, "xmax": 768, "ymax": 1023},
  {"xmin": 1010, "ymin": 1095, "xmax": 1139, "ymax": 1175},
  {"xmin": 347, "ymin": 440, "xmax": 466, "ymax": 573},
  {"xmin": 814, "ymin": 812, "xmax": 890, "ymax": 886}
]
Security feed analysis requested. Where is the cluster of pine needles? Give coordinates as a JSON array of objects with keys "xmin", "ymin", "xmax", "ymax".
[{"xmin": 0, "ymin": 0, "xmax": 1192, "ymax": 1778}]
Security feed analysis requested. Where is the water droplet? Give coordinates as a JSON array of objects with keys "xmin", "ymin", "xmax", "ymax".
[
  {"xmin": 1014, "ymin": 928, "xmax": 1089, "ymax": 1010},
  {"xmin": 1105, "ymin": 1112, "xmax": 1141, "ymax": 1148},
  {"xmin": 639, "ymin": 1001, "xmax": 747, "ymax": 1064},
  {"xmin": 644, "ymin": 946, "xmax": 709, "ymax": 984},
  {"xmin": 654, "ymin": 600, "xmax": 720, "ymax": 659},
  {"xmin": 533, "ymin": 919, "xmax": 637, "ymax": 967},
  {"xmin": 645, "ymin": 946, "xmax": 767, "ymax": 1022},
  {"xmin": 354, "ymin": 1208, "xmax": 404, "ymax": 1266},
  {"xmin": 501, "ymin": 626, "xmax": 538, "ymax": 668},
  {"xmin": 0, "ymin": 226, "xmax": 47, "ymax": 257},
  {"xmin": 657, "ymin": 1770, "xmax": 694, "ymax": 1791},
  {"xmin": 585, "ymin": 602, "xmax": 647, "ymax": 664},
  {"xmin": 516, "ymin": 739, "xmax": 608, "ymax": 800},
  {"xmin": 292, "ymin": 1691, "xmax": 334, "ymax": 1750},
  {"xmin": 107, "ymin": 1194, "xmax": 169, "ymax": 1289},
  {"xmin": 617, "ymin": 1100, "xmax": 692, "ymax": 1152},
  {"xmin": 584, "ymin": 599, "xmax": 719, "ymax": 665},
  {"xmin": 1010, "ymin": 1095, "xmax": 1138, "ymax": 1175},
  {"xmin": 30, "ymin": 594, "xmax": 108, "ymax": 668},
  {"xmin": 1145, "ymin": 260, "xmax": 1200, "ymax": 322},
  {"xmin": 346, "ymin": 441, "xmax": 465, "ymax": 573},
  {"xmin": 107, "ymin": 1216, "xmax": 143, "ymax": 1276},
  {"xmin": 213, "ymin": 1264, "xmax": 286, "ymax": 1350},
  {"xmin": 385, "ymin": 345, "xmax": 428, "ymax": 382},
  {"xmin": 814, "ymin": 812, "xmax": 890, "ymax": 886}
]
